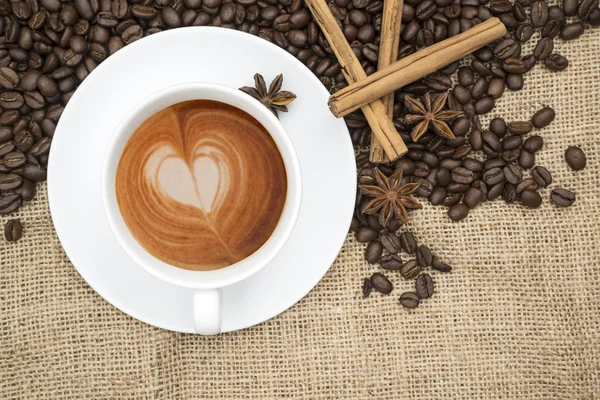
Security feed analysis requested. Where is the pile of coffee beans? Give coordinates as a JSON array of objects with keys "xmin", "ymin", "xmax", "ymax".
[
  {"xmin": 345, "ymin": 0, "xmax": 595, "ymax": 307},
  {"xmin": 359, "ymin": 228, "xmax": 451, "ymax": 308}
]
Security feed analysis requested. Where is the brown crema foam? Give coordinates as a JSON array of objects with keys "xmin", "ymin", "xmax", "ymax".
[{"xmin": 116, "ymin": 100, "xmax": 287, "ymax": 271}]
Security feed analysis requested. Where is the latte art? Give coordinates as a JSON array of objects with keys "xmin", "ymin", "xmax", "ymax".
[{"xmin": 116, "ymin": 100, "xmax": 287, "ymax": 271}]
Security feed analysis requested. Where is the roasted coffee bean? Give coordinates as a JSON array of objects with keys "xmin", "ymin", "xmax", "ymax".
[
  {"xmin": 469, "ymin": 128, "xmax": 483, "ymax": 150},
  {"xmin": 399, "ymin": 231, "xmax": 417, "ymax": 254},
  {"xmin": 0, "ymin": 67, "xmax": 20, "ymax": 89},
  {"xmin": 18, "ymin": 178, "xmax": 36, "ymax": 201},
  {"xmin": 550, "ymin": 188, "xmax": 576, "ymax": 207},
  {"xmin": 428, "ymin": 187, "xmax": 446, "ymax": 205},
  {"xmin": 470, "ymin": 60, "xmax": 491, "ymax": 78},
  {"xmin": 395, "ymin": 159, "xmax": 416, "ymax": 175},
  {"xmin": 494, "ymin": 39, "xmax": 520, "ymax": 59},
  {"xmin": 516, "ymin": 23, "xmax": 534, "ymax": 42},
  {"xmin": 380, "ymin": 254, "xmax": 403, "ymax": 270},
  {"xmin": 463, "ymin": 186, "xmax": 482, "ymax": 209},
  {"xmin": 482, "ymin": 130, "xmax": 501, "ymax": 151},
  {"xmin": 367, "ymin": 215, "xmax": 383, "ymax": 231},
  {"xmin": 518, "ymin": 150, "xmax": 535, "ymax": 169},
  {"xmin": 365, "ymin": 240, "xmax": 383, "ymax": 263},
  {"xmin": 362, "ymin": 278, "xmax": 372, "ymax": 298},
  {"xmin": 542, "ymin": 20, "xmax": 562, "ymax": 39},
  {"xmin": 578, "ymin": 0, "xmax": 598, "ymax": 19},
  {"xmin": 0, "ymin": 142, "xmax": 15, "ymax": 157},
  {"xmin": 24, "ymin": 91, "xmax": 44, "ymax": 109},
  {"xmin": 0, "ymin": 194, "xmax": 21, "ymax": 214},
  {"xmin": 520, "ymin": 189, "xmax": 542, "ymax": 208},
  {"xmin": 447, "ymin": 182, "xmax": 470, "ymax": 193},
  {"xmin": 523, "ymin": 136, "xmax": 544, "ymax": 153},
  {"xmin": 503, "ymin": 164, "xmax": 522, "ymax": 185},
  {"xmin": 534, "ymin": 38, "xmax": 554, "ymax": 60},
  {"xmin": 506, "ymin": 73, "xmax": 524, "ymax": 91},
  {"xmin": 531, "ymin": 0, "xmax": 549, "ymax": 26},
  {"xmin": 0, "ymin": 112, "xmax": 19, "ymax": 127},
  {"xmin": 432, "ymin": 257, "xmax": 452, "ymax": 272},
  {"xmin": 489, "ymin": 118, "xmax": 506, "ymax": 137},
  {"xmin": 433, "ymin": 168, "xmax": 450, "ymax": 187},
  {"xmin": 565, "ymin": 146, "xmax": 586, "ymax": 170},
  {"xmin": 561, "ymin": 22, "xmax": 584, "ymax": 40},
  {"xmin": 416, "ymin": 245, "xmax": 433, "ymax": 267},
  {"xmin": 483, "ymin": 167, "xmax": 504, "ymax": 186},
  {"xmin": 399, "ymin": 292, "xmax": 420, "ymax": 309},
  {"xmin": 462, "ymin": 158, "xmax": 483, "ymax": 172},
  {"xmin": 473, "ymin": 96, "xmax": 494, "ymax": 114},
  {"xmin": 380, "ymin": 231, "xmax": 401, "ymax": 254},
  {"xmin": 448, "ymin": 203, "xmax": 469, "ymax": 221},
  {"xmin": 502, "ymin": 183, "xmax": 517, "ymax": 203},
  {"xmin": 4, "ymin": 218, "xmax": 23, "ymax": 241},
  {"xmin": 355, "ymin": 226, "xmax": 378, "ymax": 242},
  {"xmin": 565, "ymin": 0, "xmax": 580, "ymax": 17},
  {"xmin": 502, "ymin": 57, "xmax": 526, "ymax": 73},
  {"xmin": 122, "ymin": 24, "xmax": 143, "ymax": 44},
  {"xmin": 471, "ymin": 77, "xmax": 489, "ymax": 100},
  {"xmin": 502, "ymin": 148, "xmax": 520, "ymax": 163},
  {"xmin": 414, "ymin": 177, "xmax": 433, "ymax": 197},
  {"xmin": 29, "ymin": 137, "xmax": 51, "ymax": 157},
  {"xmin": 0, "ymin": 173, "xmax": 22, "ymax": 190},
  {"xmin": 370, "ymin": 273, "xmax": 393, "ymax": 294},
  {"xmin": 3, "ymin": 152, "xmax": 26, "ymax": 169},
  {"xmin": 400, "ymin": 260, "xmax": 420, "ymax": 279},
  {"xmin": 531, "ymin": 166, "xmax": 552, "ymax": 187},
  {"xmin": 0, "ymin": 92, "xmax": 24, "ymax": 109},
  {"xmin": 421, "ymin": 152, "xmax": 440, "ymax": 167},
  {"xmin": 523, "ymin": 54, "xmax": 537, "ymax": 72},
  {"xmin": 487, "ymin": 181, "xmax": 504, "ymax": 200},
  {"xmin": 414, "ymin": 161, "xmax": 430, "ymax": 178},
  {"xmin": 442, "ymin": 193, "xmax": 462, "ymax": 207},
  {"xmin": 452, "ymin": 85, "xmax": 471, "ymax": 104},
  {"xmin": 514, "ymin": 179, "xmax": 537, "ymax": 195},
  {"xmin": 502, "ymin": 135, "xmax": 523, "ymax": 150},
  {"xmin": 451, "ymin": 167, "xmax": 474, "ymax": 184},
  {"xmin": 589, "ymin": 8, "xmax": 600, "ymax": 26},
  {"xmin": 508, "ymin": 121, "xmax": 532, "ymax": 135},
  {"xmin": 545, "ymin": 54, "xmax": 569, "ymax": 71},
  {"xmin": 457, "ymin": 66, "xmax": 475, "ymax": 87},
  {"xmin": 531, "ymin": 107, "xmax": 555, "ymax": 128},
  {"xmin": 548, "ymin": 5, "xmax": 566, "ymax": 22},
  {"xmin": 415, "ymin": 274, "xmax": 434, "ymax": 298},
  {"xmin": 22, "ymin": 162, "xmax": 46, "ymax": 181}
]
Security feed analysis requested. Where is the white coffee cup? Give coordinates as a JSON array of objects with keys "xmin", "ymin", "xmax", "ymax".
[{"xmin": 101, "ymin": 83, "xmax": 302, "ymax": 335}]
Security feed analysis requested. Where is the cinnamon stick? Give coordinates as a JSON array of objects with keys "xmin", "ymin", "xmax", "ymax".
[
  {"xmin": 370, "ymin": 0, "xmax": 404, "ymax": 163},
  {"xmin": 329, "ymin": 18, "xmax": 507, "ymax": 118},
  {"xmin": 305, "ymin": 0, "xmax": 408, "ymax": 160}
]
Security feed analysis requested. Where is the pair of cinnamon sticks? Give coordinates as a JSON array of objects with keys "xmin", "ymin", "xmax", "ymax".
[{"xmin": 304, "ymin": 0, "xmax": 507, "ymax": 162}]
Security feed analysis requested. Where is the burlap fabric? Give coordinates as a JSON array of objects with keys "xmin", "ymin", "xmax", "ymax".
[{"xmin": 1, "ymin": 25, "xmax": 599, "ymax": 398}]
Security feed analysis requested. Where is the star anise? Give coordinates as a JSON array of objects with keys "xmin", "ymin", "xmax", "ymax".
[
  {"xmin": 239, "ymin": 73, "xmax": 296, "ymax": 118},
  {"xmin": 404, "ymin": 92, "xmax": 462, "ymax": 142},
  {"xmin": 359, "ymin": 168, "xmax": 422, "ymax": 227}
]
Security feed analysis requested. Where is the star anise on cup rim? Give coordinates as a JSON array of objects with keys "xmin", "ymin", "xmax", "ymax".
[
  {"xmin": 359, "ymin": 167, "xmax": 422, "ymax": 227},
  {"xmin": 239, "ymin": 73, "xmax": 296, "ymax": 118},
  {"xmin": 404, "ymin": 92, "xmax": 462, "ymax": 142}
]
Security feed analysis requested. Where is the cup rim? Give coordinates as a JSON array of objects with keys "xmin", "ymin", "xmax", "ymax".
[{"xmin": 101, "ymin": 82, "xmax": 302, "ymax": 290}]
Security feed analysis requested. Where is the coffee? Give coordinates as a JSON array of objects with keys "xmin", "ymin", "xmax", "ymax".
[{"xmin": 116, "ymin": 100, "xmax": 287, "ymax": 271}]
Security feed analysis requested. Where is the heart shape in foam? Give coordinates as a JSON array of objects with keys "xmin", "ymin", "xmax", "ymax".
[{"xmin": 146, "ymin": 144, "xmax": 228, "ymax": 214}]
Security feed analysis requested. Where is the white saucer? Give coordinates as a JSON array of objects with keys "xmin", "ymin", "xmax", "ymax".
[{"xmin": 47, "ymin": 27, "xmax": 356, "ymax": 333}]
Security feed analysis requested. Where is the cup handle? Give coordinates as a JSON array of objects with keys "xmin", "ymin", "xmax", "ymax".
[{"xmin": 193, "ymin": 289, "xmax": 222, "ymax": 334}]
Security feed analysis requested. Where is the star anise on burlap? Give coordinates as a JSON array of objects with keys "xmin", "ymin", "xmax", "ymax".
[
  {"xmin": 239, "ymin": 73, "xmax": 296, "ymax": 118},
  {"xmin": 404, "ymin": 92, "xmax": 462, "ymax": 142},
  {"xmin": 359, "ymin": 168, "xmax": 422, "ymax": 226}
]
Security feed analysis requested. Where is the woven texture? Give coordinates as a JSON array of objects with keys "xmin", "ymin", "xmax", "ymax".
[{"xmin": 2, "ymin": 28, "xmax": 600, "ymax": 399}]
